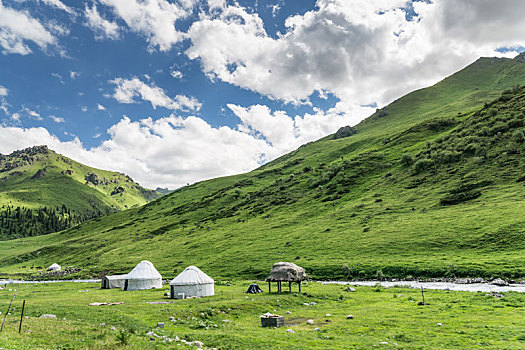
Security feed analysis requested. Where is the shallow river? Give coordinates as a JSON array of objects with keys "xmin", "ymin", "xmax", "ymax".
[
  {"xmin": 320, "ymin": 280, "xmax": 525, "ymax": 293},
  {"xmin": 0, "ymin": 279, "xmax": 101, "ymax": 285},
  {"xmin": 2, "ymin": 279, "xmax": 525, "ymax": 293}
]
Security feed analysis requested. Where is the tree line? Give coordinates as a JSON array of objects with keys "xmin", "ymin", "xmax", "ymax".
[{"xmin": 0, "ymin": 204, "xmax": 101, "ymax": 240}]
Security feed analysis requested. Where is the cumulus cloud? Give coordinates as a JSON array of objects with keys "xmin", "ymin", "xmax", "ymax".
[
  {"xmin": 50, "ymin": 114, "xmax": 64, "ymax": 123},
  {"xmin": 41, "ymin": 0, "xmax": 76, "ymax": 15},
  {"xmin": 0, "ymin": 0, "xmax": 59, "ymax": 55},
  {"xmin": 186, "ymin": 0, "xmax": 525, "ymax": 122},
  {"xmin": 84, "ymin": 3, "xmax": 120, "ymax": 40},
  {"xmin": 170, "ymin": 70, "xmax": 183, "ymax": 79},
  {"xmin": 99, "ymin": 0, "xmax": 193, "ymax": 51},
  {"xmin": 97, "ymin": 104, "xmax": 106, "ymax": 110},
  {"xmin": 0, "ymin": 84, "xmax": 6, "ymax": 96},
  {"xmin": 228, "ymin": 103, "xmax": 373, "ymax": 158},
  {"xmin": 70, "ymin": 71, "xmax": 80, "ymax": 79},
  {"xmin": 0, "ymin": 115, "xmax": 271, "ymax": 188},
  {"xmin": 109, "ymin": 77, "xmax": 201, "ymax": 111}
]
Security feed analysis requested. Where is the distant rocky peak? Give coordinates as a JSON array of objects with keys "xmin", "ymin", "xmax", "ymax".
[{"xmin": 8, "ymin": 145, "xmax": 50, "ymax": 157}]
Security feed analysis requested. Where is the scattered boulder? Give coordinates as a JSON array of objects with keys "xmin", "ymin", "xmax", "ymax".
[
  {"xmin": 345, "ymin": 287, "xmax": 356, "ymax": 292},
  {"xmin": 306, "ymin": 319, "xmax": 314, "ymax": 325},
  {"xmin": 40, "ymin": 314, "xmax": 57, "ymax": 319},
  {"xmin": 157, "ymin": 322, "xmax": 165, "ymax": 328},
  {"xmin": 490, "ymin": 278, "xmax": 508, "ymax": 286},
  {"xmin": 436, "ymin": 323, "xmax": 442, "ymax": 326},
  {"xmin": 286, "ymin": 329, "xmax": 295, "ymax": 333},
  {"xmin": 346, "ymin": 315, "xmax": 354, "ymax": 319},
  {"xmin": 32, "ymin": 168, "xmax": 47, "ymax": 179},
  {"xmin": 111, "ymin": 186, "xmax": 125, "ymax": 195}
]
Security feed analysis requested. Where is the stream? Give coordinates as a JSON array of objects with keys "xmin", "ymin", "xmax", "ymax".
[{"xmin": 320, "ymin": 280, "xmax": 525, "ymax": 293}]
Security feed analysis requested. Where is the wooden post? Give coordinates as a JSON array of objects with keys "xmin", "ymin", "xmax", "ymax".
[
  {"xmin": 1, "ymin": 291, "xmax": 17, "ymax": 332},
  {"xmin": 268, "ymin": 281, "xmax": 271, "ymax": 294},
  {"xmin": 278, "ymin": 281, "xmax": 281, "ymax": 294},
  {"xmin": 299, "ymin": 281, "xmax": 302, "ymax": 293},
  {"xmin": 18, "ymin": 300, "xmax": 25, "ymax": 333},
  {"xmin": 421, "ymin": 287, "xmax": 425, "ymax": 304},
  {"xmin": 289, "ymin": 281, "xmax": 292, "ymax": 293}
]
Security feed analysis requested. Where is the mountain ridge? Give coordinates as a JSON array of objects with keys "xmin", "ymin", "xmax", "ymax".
[{"xmin": 1, "ymin": 56, "xmax": 525, "ymax": 280}]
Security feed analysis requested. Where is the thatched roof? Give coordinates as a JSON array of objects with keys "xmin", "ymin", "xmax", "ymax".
[{"xmin": 266, "ymin": 262, "xmax": 306, "ymax": 282}]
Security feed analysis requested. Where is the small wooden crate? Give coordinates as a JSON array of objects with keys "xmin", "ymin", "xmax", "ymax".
[{"xmin": 261, "ymin": 316, "xmax": 284, "ymax": 327}]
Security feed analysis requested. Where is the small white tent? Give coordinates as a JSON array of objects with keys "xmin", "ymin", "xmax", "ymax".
[
  {"xmin": 122, "ymin": 261, "xmax": 163, "ymax": 291},
  {"xmin": 169, "ymin": 266, "xmax": 214, "ymax": 299},
  {"xmin": 101, "ymin": 275, "xmax": 126, "ymax": 289},
  {"xmin": 47, "ymin": 263, "xmax": 61, "ymax": 271}
]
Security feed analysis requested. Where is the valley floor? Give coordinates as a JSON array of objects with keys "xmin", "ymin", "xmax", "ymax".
[{"xmin": 1, "ymin": 281, "xmax": 524, "ymax": 349}]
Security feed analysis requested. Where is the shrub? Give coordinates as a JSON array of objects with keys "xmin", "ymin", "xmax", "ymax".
[
  {"xmin": 513, "ymin": 130, "xmax": 524, "ymax": 143},
  {"xmin": 302, "ymin": 166, "xmax": 312, "ymax": 173},
  {"xmin": 400, "ymin": 153, "xmax": 414, "ymax": 167},
  {"xmin": 488, "ymin": 108, "xmax": 498, "ymax": 117},
  {"xmin": 414, "ymin": 159, "xmax": 433, "ymax": 173}
]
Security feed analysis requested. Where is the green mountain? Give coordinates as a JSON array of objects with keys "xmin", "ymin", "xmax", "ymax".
[
  {"xmin": 2, "ymin": 54, "xmax": 525, "ymax": 280},
  {"xmin": 0, "ymin": 145, "xmax": 159, "ymax": 240}
]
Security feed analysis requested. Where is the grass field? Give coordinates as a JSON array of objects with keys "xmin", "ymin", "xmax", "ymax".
[{"xmin": 1, "ymin": 281, "xmax": 525, "ymax": 349}]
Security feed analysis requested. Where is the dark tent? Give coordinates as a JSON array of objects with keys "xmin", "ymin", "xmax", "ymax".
[{"xmin": 246, "ymin": 283, "xmax": 263, "ymax": 294}]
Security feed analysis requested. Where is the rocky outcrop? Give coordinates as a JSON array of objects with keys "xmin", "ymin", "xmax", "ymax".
[
  {"xmin": 111, "ymin": 186, "xmax": 125, "ymax": 195},
  {"xmin": 333, "ymin": 125, "xmax": 357, "ymax": 139},
  {"xmin": 32, "ymin": 168, "xmax": 47, "ymax": 179}
]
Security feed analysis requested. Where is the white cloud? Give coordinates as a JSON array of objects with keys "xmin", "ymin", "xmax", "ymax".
[
  {"xmin": 41, "ymin": 0, "xmax": 76, "ymax": 15},
  {"xmin": 0, "ymin": 115, "xmax": 271, "ymax": 188},
  {"xmin": 186, "ymin": 0, "xmax": 525, "ymax": 123},
  {"xmin": 50, "ymin": 114, "xmax": 65, "ymax": 123},
  {"xmin": 109, "ymin": 77, "xmax": 201, "ymax": 111},
  {"xmin": 81, "ymin": 106, "xmax": 87, "ymax": 112},
  {"xmin": 97, "ymin": 104, "xmax": 106, "ymax": 110},
  {"xmin": 11, "ymin": 112, "xmax": 20, "ymax": 121},
  {"xmin": 0, "ymin": 84, "xmax": 6, "ymax": 96},
  {"xmin": 99, "ymin": 0, "xmax": 193, "ymax": 51},
  {"xmin": 70, "ymin": 71, "xmax": 80, "ymax": 79},
  {"xmin": 0, "ymin": 0, "xmax": 59, "ymax": 55},
  {"xmin": 51, "ymin": 72, "xmax": 64, "ymax": 84},
  {"xmin": 170, "ymin": 70, "xmax": 183, "ymax": 79},
  {"xmin": 84, "ymin": 3, "xmax": 120, "ymax": 41},
  {"xmin": 228, "ymin": 103, "xmax": 373, "ymax": 158},
  {"xmin": 22, "ymin": 107, "xmax": 41, "ymax": 120}
]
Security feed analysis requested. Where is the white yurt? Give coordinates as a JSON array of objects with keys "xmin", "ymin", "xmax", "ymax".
[
  {"xmin": 169, "ymin": 266, "xmax": 214, "ymax": 299},
  {"xmin": 122, "ymin": 260, "xmax": 163, "ymax": 291},
  {"xmin": 47, "ymin": 263, "xmax": 61, "ymax": 271},
  {"xmin": 101, "ymin": 274, "xmax": 127, "ymax": 289}
]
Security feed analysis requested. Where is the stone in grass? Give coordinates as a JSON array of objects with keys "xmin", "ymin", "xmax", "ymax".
[
  {"xmin": 170, "ymin": 317, "xmax": 175, "ymax": 321},
  {"xmin": 286, "ymin": 329, "xmax": 295, "ymax": 333},
  {"xmin": 437, "ymin": 323, "xmax": 442, "ymax": 326},
  {"xmin": 314, "ymin": 328, "xmax": 320, "ymax": 331},
  {"xmin": 306, "ymin": 319, "xmax": 314, "ymax": 325},
  {"xmin": 192, "ymin": 341, "xmax": 204, "ymax": 348},
  {"xmin": 346, "ymin": 315, "xmax": 354, "ymax": 319},
  {"xmin": 345, "ymin": 287, "xmax": 356, "ymax": 292},
  {"xmin": 325, "ymin": 314, "xmax": 331, "ymax": 317},
  {"xmin": 157, "ymin": 322, "xmax": 165, "ymax": 328},
  {"xmin": 285, "ymin": 311, "xmax": 292, "ymax": 315},
  {"xmin": 380, "ymin": 341, "xmax": 389, "ymax": 345},
  {"xmin": 40, "ymin": 314, "xmax": 57, "ymax": 319}
]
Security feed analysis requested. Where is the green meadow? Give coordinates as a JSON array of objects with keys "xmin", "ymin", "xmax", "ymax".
[{"xmin": 1, "ymin": 281, "xmax": 525, "ymax": 349}]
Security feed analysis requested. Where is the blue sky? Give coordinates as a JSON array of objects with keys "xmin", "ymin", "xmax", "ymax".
[{"xmin": 0, "ymin": 0, "xmax": 524, "ymax": 188}]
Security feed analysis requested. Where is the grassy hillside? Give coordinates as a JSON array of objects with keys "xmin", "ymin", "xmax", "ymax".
[
  {"xmin": 1, "ymin": 55, "xmax": 525, "ymax": 280},
  {"xmin": 0, "ymin": 146, "xmax": 159, "ymax": 239}
]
